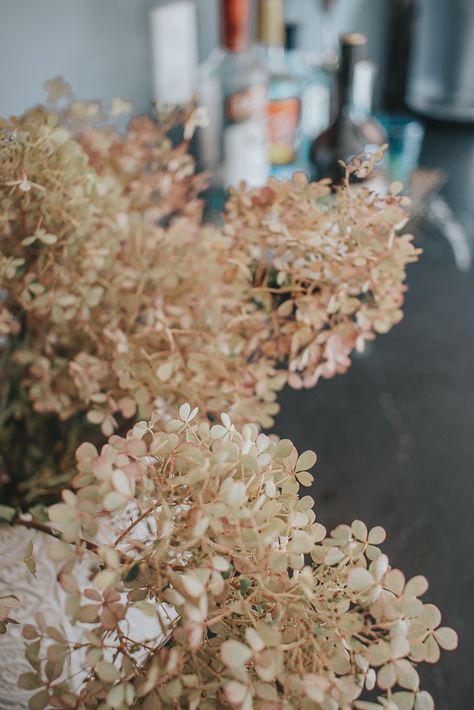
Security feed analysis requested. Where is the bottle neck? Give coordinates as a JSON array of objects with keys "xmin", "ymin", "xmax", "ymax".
[
  {"xmin": 337, "ymin": 43, "xmax": 356, "ymax": 114},
  {"xmin": 261, "ymin": 44, "xmax": 285, "ymax": 68},
  {"xmin": 284, "ymin": 23, "xmax": 299, "ymax": 55},
  {"xmin": 257, "ymin": 0, "xmax": 284, "ymax": 47},
  {"xmin": 221, "ymin": 0, "xmax": 250, "ymax": 53}
]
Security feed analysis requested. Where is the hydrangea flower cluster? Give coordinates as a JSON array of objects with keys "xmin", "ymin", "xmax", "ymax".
[
  {"xmin": 0, "ymin": 87, "xmax": 418, "ymax": 506},
  {"xmin": 0, "ymin": 82, "xmax": 455, "ymax": 708},
  {"xmin": 15, "ymin": 405, "xmax": 456, "ymax": 709}
]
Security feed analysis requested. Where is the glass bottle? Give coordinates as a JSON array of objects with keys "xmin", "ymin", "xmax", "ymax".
[
  {"xmin": 257, "ymin": 0, "xmax": 302, "ymax": 179},
  {"xmin": 284, "ymin": 22, "xmax": 332, "ymax": 175},
  {"xmin": 198, "ymin": 0, "xmax": 269, "ymax": 212},
  {"xmin": 309, "ymin": 33, "xmax": 388, "ymax": 188}
]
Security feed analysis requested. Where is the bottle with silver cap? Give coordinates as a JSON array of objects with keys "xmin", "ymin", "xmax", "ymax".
[{"xmin": 198, "ymin": 0, "xmax": 270, "ymax": 213}]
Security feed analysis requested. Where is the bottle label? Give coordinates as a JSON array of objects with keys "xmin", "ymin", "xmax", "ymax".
[
  {"xmin": 267, "ymin": 96, "xmax": 301, "ymax": 165},
  {"xmin": 223, "ymin": 84, "xmax": 269, "ymax": 187},
  {"xmin": 225, "ymin": 84, "xmax": 266, "ymax": 123}
]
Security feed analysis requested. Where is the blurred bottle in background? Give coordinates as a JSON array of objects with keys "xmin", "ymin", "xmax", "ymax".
[
  {"xmin": 381, "ymin": 0, "xmax": 415, "ymax": 113},
  {"xmin": 256, "ymin": 0, "xmax": 302, "ymax": 178},
  {"xmin": 377, "ymin": 113, "xmax": 424, "ymax": 188},
  {"xmin": 310, "ymin": 33, "xmax": 388, "ymax": 189},
  {"xmin": 197, "ymin": 0, "xmax": 269, "ymax": 212},
  {"xmin": 376, "ymin": 0, "xmax": 425, "ymax": 191},
  {"xmin": 284, "ymin": 22, "xmax": 332, "ymax": 176},
  {"xmin": 149, "ymin": 1, "xmax": 198, "ymax": 107},
  {"xmin": 149, "ymin": 2, "xmax": 200, "ymax": 154}
]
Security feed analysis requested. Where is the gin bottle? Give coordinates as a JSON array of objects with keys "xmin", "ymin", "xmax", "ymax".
[{"xmin": 198, "ymin": 0, "xmax": 269, "ymax": 211}]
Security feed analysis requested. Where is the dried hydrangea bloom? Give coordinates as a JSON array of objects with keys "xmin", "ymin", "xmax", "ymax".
[
  {"xmin": 226, "ymin": 173, "xmax": 419, "ymax": 388},
  {"xmin": 0, "ymin": 97, "xmax": 418, "ymax": 505},
  {"xmin": 17, "ymin": 406, "xmax": 455, "ymax": 709}
]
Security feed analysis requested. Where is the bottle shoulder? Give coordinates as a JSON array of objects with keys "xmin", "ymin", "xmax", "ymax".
[
  {"xmin": 200, "ymin": 48, "xmax": 268, "ymax": 83},
  {"xmin": 310, "ymin": 111, "xmax": 388, "ymax": 174}
]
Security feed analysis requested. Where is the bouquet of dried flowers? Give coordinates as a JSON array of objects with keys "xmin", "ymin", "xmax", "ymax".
[
  {"xmin": 0, "ymin": 82, "xmax": 455, "ymax": 709},
  {"xmin": 10, "ymin": 405, "xmax": 457, "ymax": 709},
  {"xmin": 0, "ymin": 81, "xmax": 418, "ymax": 508}
]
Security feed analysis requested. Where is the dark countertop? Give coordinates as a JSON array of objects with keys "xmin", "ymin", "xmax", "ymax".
[{"xmin": 273, "ymin": 122, "xmax": 474, "ymax": 709}]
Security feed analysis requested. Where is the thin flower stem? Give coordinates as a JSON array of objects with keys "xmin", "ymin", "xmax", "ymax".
[{"xmin": 112, "ymin": 504, "xmax": 158, "ymax": 549}]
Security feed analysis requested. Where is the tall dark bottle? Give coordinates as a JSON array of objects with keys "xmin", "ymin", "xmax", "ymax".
[{"xmin": 309, "ymin": 33, "xmax": 387, "ymax": 187}]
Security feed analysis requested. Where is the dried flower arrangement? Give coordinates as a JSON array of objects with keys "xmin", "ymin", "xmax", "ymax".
[
  {"xmin": 8, "ymin": 405, "xmax": 456, "ymax": 710},
  {"xmin": 0, "ymin": 83, "xmax": 417, "ymax": 508},
  {"xmin": 0, "ymin": 80, "xmax": 455, "ymax": 709}
]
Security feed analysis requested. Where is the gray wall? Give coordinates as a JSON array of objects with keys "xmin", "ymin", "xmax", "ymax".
[
  {"xmin": 0, "ymin": 0, "xmax": 152, "ymax": 115},
  {"xmin": 0, "ymin": 0, "xmax": 388, "ymax": 117}
]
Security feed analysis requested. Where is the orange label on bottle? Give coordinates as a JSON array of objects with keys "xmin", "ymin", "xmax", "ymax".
[
  {"xmin": 267, "ymin": 97, "xmax": 301, "ymax": 165},
  {"xmin": 226, "ymin": 84, "xmax": 267, "ymax": 123}
]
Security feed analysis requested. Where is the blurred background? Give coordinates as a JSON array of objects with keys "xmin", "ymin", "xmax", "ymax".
[
  {"xmin": 1, "ymin": 1, "xmax": 473, "ymax": 707},
  {"xmin": 2, "ymin": 0, "xmax": 389, "ymax": 115}
]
